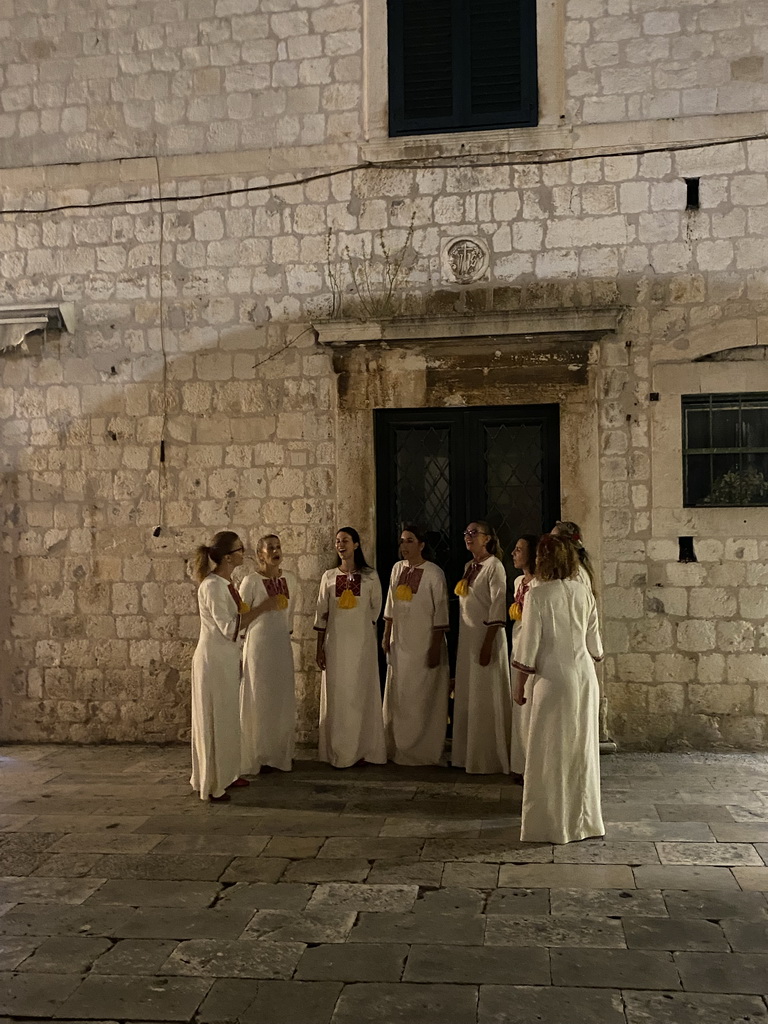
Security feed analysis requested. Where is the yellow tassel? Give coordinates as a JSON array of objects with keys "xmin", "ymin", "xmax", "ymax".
[
  {"xmin": 239, "ymin": 601, "xmax": 251, "ymax": 614},
  {"xmin": 275, "ymin": 594, "xmax": 289, "ymax": 610},
  {"xmin": 338, "ymin": 589, "xmax": 357, "ymax": 609},
  {"xmin": 509, "ymin": 602, "xmax": 522, "ymax": 621},
  {"xmin": 395, "ymin": 584, "xmax": 413, "ymax": 602},
  {"xmin": 454, "ymin": 578, "xmax": 469, "ymax": 597}
]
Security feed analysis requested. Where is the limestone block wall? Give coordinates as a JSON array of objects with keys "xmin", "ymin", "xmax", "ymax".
[
  {"xmin": 1, "ymin": 133, "xmax": 768, "ymax": 747},
  {"xmin": 565, "ymin": 0, "xmax": 768, "ymax": 123},
  {"xmin": 1, "ymin": 0, "xmax": 766, "ymax": 169},
  {"xmin": 0, "ymin": 0, "xmax": 363, "ymax": 168}
]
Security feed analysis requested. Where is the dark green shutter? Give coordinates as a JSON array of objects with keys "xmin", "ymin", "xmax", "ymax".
[{"xmin": 388, "ymin": 0, "xmax": 538, "ymax": 136}]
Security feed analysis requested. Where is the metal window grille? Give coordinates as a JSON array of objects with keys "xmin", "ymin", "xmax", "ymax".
[{"xmin": 682, "ymin": 393, "xmax": 768, "ymax": 507}]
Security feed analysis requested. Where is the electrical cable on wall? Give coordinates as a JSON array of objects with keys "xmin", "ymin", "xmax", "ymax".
[
  {"xmin": 0, "ymin": 132, "xmax": 766, "ymax": 218},
  {"xmin": 152, "ymin": 153, "xmax": 169, "ymax": 538}
]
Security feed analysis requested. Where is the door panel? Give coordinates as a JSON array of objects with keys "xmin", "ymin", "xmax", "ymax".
[{"xmin": 375, "ymin": 404, "xmax": 561, "ymax": 679}]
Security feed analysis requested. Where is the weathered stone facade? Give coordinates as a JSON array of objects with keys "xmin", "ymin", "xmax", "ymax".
[{"xmin": 1, "ymin": 0, "xmax": 767, "ymax": 749}]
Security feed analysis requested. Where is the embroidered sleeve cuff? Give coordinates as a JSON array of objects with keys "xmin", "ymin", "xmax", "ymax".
[
  {"xmin": 511, "ymin": 659, "xmax": 536, "ymax": 674},
  {"xmin": 592, "ymin": 653, "xmax": 604, "ymax": 663},
  {"xmin": 432, "ymin": 624, "xmax": 450, "ymax": 631},
  {"xmin": 313, "ymin": 626, "xmax": 327, "ymax": 633},
  {"xmin": 483, "ymin": 619, "xmax": 506, "ymax": 627}
]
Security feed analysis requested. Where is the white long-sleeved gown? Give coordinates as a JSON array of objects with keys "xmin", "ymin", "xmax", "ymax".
[
  {"xmin": 383, "ymin": 560, "xmax": 450, "ymax": 765},
  {"xmin": 190, "ymin": 574, "xmax": 243, "ymax": 800},
  {"xmin": 512, "ymin": 578, "xmax": 605, "ymax": 844},
  {"xmin": 452, "ymin": 555, "xmax": 512, "ymax": 775},
  {"xmin": 239, "ymin": 570, "xmax": 296, "ymax": 774},
  {"xmin": 314, "ymin": 568, "xmax": 386, "ymax": 768}
]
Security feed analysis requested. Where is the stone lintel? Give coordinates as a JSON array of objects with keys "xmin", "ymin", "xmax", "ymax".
[{"xmin": 313, "ymin": 308, "xmax": 622, "ymax": 349}]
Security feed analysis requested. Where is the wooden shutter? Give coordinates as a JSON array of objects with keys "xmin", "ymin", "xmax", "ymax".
[{"xmin": 388, "ymin": 0, "xmax": 538, "ymax": 136}]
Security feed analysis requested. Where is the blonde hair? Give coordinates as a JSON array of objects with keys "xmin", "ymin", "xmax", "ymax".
[
  {"xmin": 194, "ymin": 530, "xmax": 240, "ymax": 583},
  {"xmin": 536, "ymin": 534, "xmax": 579, "ymax": 582}
]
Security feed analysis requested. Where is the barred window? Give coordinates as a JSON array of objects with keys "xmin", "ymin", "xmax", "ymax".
[
  {"xmin": 387, "ymin": 0, "xmax": 538, "ymax": 137},
  {"xmin": 682, "ymin": 393, "xmax": 768, "ymax": 507}
]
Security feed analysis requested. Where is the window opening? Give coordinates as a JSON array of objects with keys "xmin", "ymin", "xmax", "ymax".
[{"xmin": 682, "ymin": 393, "xmax": 768, "ymax": 507}]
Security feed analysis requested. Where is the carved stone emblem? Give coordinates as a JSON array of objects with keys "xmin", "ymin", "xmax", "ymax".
[{"xmin": 445, "ymin": 238, "xmax": 488, "ymax": 284}]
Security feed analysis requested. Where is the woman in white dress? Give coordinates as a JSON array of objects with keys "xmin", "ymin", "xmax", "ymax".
[
  {"xmin": 452, "ymin": 521, "xmax": 511, "ymax": 775},
  {"xmin": 190, "ymin": 532, "xmax": 279, "ymax": 802},
  {"xmin": 512, "ymin": 535, "xmax": 605, "ymax": 843},
  {"xmin": 239, "ymin": 534, "xmax": 296, "ymax": 775},
  {"xmin": 382, "ymin": 524, "xmax": 450, "ymax": 765},
  {"xmin": 508, "ymin": 534, "xmax": 539, "ymax": 784},
  {"xmin": 314, "ymin": 527, "xmax": 386, "ymax": 768}
]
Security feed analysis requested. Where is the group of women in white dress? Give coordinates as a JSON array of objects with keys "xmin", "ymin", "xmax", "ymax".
[{"xmin": 189, "ymin": 517, "xmax": 606, "ymax": 845}]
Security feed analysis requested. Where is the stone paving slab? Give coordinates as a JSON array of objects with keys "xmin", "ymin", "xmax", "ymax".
[
  {"xmin": 352, "ymin": 910, "xmax": 486, "ymax": 945},
  {"xmin": 633, "ymin": 865, "xmax": 740, "ymax": 890},
  {"xmin": 3, "ymin": 747, "xmax": 768, "ymax": 1022},
  {"xmin": 550, "ymin": 947, "xmax": 681, "ymax": 989},
  {"xmin": 485, "ymin": 914, "xmax": 626, "ymax": 948},
  {"xmin": 330, "ymin": 982, "xmax": 479, "ymax": 1024},
  {"xmin": 15, "ymin": 934, "xmax": 113, "ymax": 974},
  {"xmin": 163, "ymin": 938, "xmax": 305, "ymax": 979},
  {"xmin": 0, "ymin": 971, "xmax": 83, "ymax": 1017},
  {"xmin": 242, "ymin": 909, "xmax": 356, "ymax": 944},
  {"xmin": 663, "ymin": 889, "xmax": 768, "ymax": 919},
  {"xmin": 622, "ymin": 916, "xmax": 729, "ymax": 951},
  {"xmin": 56, "ymin": 974, "xmax": 212, "ymax": 1021},
  {"xmin": 622, "ymin": 989, "xmax": 768, "ymax": 1023},
  {"xmin": 239, "ymin": 981, "xmax": 343, "ymax": 1024},
  {"xmin": 477, "ymin": 985, "xmax": 626, "ymax": 1024},
  {"xmin": 86, "ymin": 879, "xmax": 221, "ymax": 906},
  {"xmin": 403, "ymin": 943, "xmax": 550, "ymax": 984},
  {"xmin": 295, "ymin": 942, "xmax": 408, "ymax": 981},
  {"xmin": 675, "ymin": 951, "xmax": 768, "ymax": 994}
]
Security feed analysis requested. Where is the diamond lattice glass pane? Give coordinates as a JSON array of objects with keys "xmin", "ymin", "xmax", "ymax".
[
  {"xmin": 394, "ymin": 426, "xmax": 451, "ymax": 573},
  {"xmin": 484, "ymin": 423, "xmax": 544, "ymax": 560}
]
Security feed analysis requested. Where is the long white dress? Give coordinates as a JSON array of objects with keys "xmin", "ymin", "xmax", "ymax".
[
  {"xmin": 190, "ymin": 574, "xmax": 243, "ymax": 800},
  {"xmin": 314, "ymin": 567, "xmax": 386, "ymax": 768},
  {"xmin": 512, "ymin": 578, "xmax": 605, "ymax": 844},
  {"xmin": 509, "ymin": 573, "xmax": 535, "ymax": 775},
  {"xmin": 239, "ymin": 570, "xmax": 296, "ymax": 774},
  {"xmin": 382, "ymin": 561, "xmax": 450, "ymax": 766},
  {"xmin": 452, "ymin": 555, "xmax": 512, "ymax": 775},
  {"xmin": 511, "ymin": 564, "xmax": 595, "ymax": 775}
]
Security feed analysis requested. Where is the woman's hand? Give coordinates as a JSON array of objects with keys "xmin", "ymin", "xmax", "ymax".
[
  {"xmin": 426, "ymin": 637, "xmax": 442, "ymax": 669},
  {"xmin": 514, "ymin": 678, "xmax": 527, "ymax": 706},
  {"xmin": 479, "ymin": 640, "xmax": 493, "ymax": 667},
  {"xmin": 258, "ymin": 594, "xmax": 282, "ymax": 614},
  {"xmin": 381, "ymin": 623, "xmax": 392, "ymax": 656},
  {"xmin": 316, "ymin": 633, "xmax": 326, "ymax": 671}
]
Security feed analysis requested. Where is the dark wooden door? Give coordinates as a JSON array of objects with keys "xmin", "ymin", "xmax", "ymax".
[{"xmin": 374, "ymin": 404, "xmax": 561, "ymax": 674}]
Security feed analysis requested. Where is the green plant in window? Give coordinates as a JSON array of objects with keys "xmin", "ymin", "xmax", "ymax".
[{"xmin": 703, "ymin": 465, "xmax": 768, "ymax": 505}]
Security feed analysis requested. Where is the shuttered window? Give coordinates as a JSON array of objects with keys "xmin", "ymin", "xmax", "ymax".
[{"xmin": 388, "ymin": 0, "xmax": 538, "ymax": 136}]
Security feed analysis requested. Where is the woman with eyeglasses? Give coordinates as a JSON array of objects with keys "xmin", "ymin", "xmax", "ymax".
[
  {"xmin": 190, "ymin": 531, "xmax": 281, "ymax": 802},
  {"xmin": 512, "ymin": 534, "xmax": 604, "ymax": 843},
  {"xmin": 508, "ymin": 534, "xmax": 540, "ymax": 784},
  {"xmin": 239, "ymin": 534, "xmax": 296, "ymax": 776},
  {"xmin": 452, "ymin": 521, "xmax": 512, "ymax": 774},
  {"xmin": 382, "ymin": 524, "xmax": 450, "ymax": 765},
  {"xmin": 314, "ymin": 527, "xmax": 386, "ymax": 768}
]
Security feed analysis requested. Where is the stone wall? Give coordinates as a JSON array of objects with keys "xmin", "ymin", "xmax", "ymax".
[
  {"xmin": 1, "ymin": 0, "xmax": 766, "ymax": 169},
  {"xmin": 1, "ymin": 0, "xmax": 768, "ymax": 748},
  {"xmin": 2, "ymin": 134, "xmax": 768, "ymax": 747},
  {"xmin": 565, "ymin": 0, "xmax": 768, "ymax": 123}
]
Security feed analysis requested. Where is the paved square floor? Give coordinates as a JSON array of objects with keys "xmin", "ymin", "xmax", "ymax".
[{"xmin": 1, "ymin": 746, "xmax": 768, "ymax": 1023}]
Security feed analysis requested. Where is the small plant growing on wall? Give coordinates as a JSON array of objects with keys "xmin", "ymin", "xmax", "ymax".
[{"xmin": 325, "ymin": 215, "xmax": 416, "ymax": 320}]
